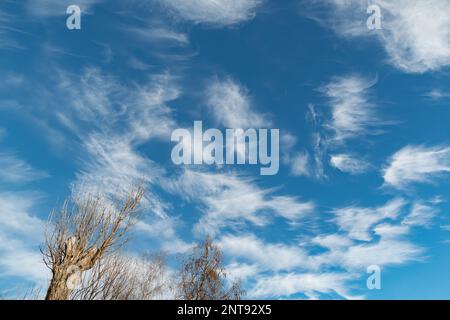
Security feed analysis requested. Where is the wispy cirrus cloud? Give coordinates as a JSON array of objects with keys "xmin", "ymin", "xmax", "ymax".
[
  {"xmin": 157, "ymin": 0, "xmax": 264, "ymax": 26},
  {"xmin": 218, "ymin": 195, "xmax": 431, "ymax": 299},
  {"xmin": 323, "ymin": 237, "xmax": 423, "ymax": 272},
  {"xmin": 321, "ymin": 75, "xmax": 380, "ymax": 143},
  {"xmin": 203, "ymin": 76, "xmax": 275, "ymax": 169},
  {"xmin": 309, "ymin": 0, "xmax": 450, "ymax": 73},
  {"xmin": 0, "ymin": 9, "xmax": 26, "ymax": 50},
  {"xmin": 424, "ymin": 89, "xmax": 450, "ymax": 101},
  {"xmin": 402, "ymin": 203, "xmax": 439, "ymax": 228},
  {"xmin": 164, "ymin": 169, "xmax": 315, "ymax": 235},
  {"xmin": 48, "ymin": 67, "xmax": 196, "ymax": 254},
  {"xmin": 284, "ymin": 105, "xmax": 327, "ymax": 180},
  {"xmin": 251, "ymin": 272, "xmax": 356, "ymax": 300},
  {"xmin": 332, "ymin": 198, "xmax": 406, "ymax": 242},
  {"xmin": 0, "ymin": 131, "xmax": 48, "ymax": 285},
  {"xmin": 220, "ymin": 234, "xmax": 316, "ymax": 271},
  {"xmin": 6, "ymin": 63, "xmax": 193, "ymax": 266},
  {"xmin": 33, "ymin": 67, "xmax": 181, "ymax": 227},
  {"xmin": 206, "ymin": 77, "xmax": 269, "ymax": 128},
  {"xmin": 0, "ymin": 153, "xmax": 48, "ymax": 183},
  {"xmin": 286, "ymin": 152, "xmax": 313, "ymax": 177},
  {"xmin": 330, "ymin": 154, "xmax": 371, "ymax": 175},
  {"xmin": 125, "ymin": 26, "xmax": 190, "ymax": 47},
  {"xmin": 119, "ymin": 23, "xmax": 197, "ymax": 64},
  {"xmin": 286, "ymin": 75, "xmax": 380, "ymax": 180},
  {"xmin": 0, "ymin": 192, "xmax": 45, "ymax": 239},
  {"xmin": 218, "ymin": 234, "xmax": 357, "ymax": 299},
  {"xmin": 383, "ymin": 145, "xmax": 450, "ymax": 190},
  {"xmin": 0, "ymin": 192, "xmax": 48, "ymax": 284},
  {"xmin": 53, "ymin": 68, "xmax": 179, "ymax": 146},
  {"xmin": 72, "ymin": 134, "xmax": 168, "ymax": 217}
]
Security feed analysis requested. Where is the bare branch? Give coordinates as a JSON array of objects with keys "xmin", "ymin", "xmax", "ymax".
[{"xmin": 42, "ymin": 187, "xmax": 144, "ymax": 300}]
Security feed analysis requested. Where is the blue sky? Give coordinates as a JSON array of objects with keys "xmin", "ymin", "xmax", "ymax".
[{"xmin": 1, "ymin": 0, "xmax": 450, "ymax": 299}]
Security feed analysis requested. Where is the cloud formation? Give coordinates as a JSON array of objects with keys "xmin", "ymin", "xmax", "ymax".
[
  {"xmin": 321, "ymin": 75, "xmax": 380, "ymax": 143},
  {"xmin": 383, "ymin": 145, "xmax": 450, "ymax": 190},
  {"xmin": 165, "ymin": 169, "xmax": 315, "ymax": 235},
  {"xmin": 159, "ymin": 0, "xmax": 263, "ymax": 26},
  {"xmin": 0, "ymin": 193, "xmax": 48, "ymax": 284},
  {"xmin": 0, "ymin": 153, "xmax": 48, "ymax": 183},
  {"xmin": 317, "ymin": 0, "xmax": 450, "ymax": 73},
  {"xmin": 206, "ymin": 77, "xmax": 269, "ymax": 128},
  {"xmin": 332, "ymin": 198, "xmax": 406, "ymax": 241},
  {"xmin": 218, "ymin": 196, "xmax": 430, "ymax": 299},
  {"xmin": 330, "ymin": 154, "xmax": 370, "ymax": 175}
]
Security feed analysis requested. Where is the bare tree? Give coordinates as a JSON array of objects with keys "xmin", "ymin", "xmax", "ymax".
[
  {"xmin": 71, "ymin": 253, "xmax": 170, "ymax": 300},
  {"xmin": 42, "ymin": 188, "xmax": 144, "ymax": 300},
  {"xmin": 177, "ymin": 236, "xmax": 244, "ymax": 300}
]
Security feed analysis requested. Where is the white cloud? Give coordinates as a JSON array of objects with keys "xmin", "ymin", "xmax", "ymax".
[
  {"xmin": 320, "ymin": 0, "xmax": 450, "ymax": 73},
  {"xmin": 0, "ymin": 193, "xmax": 48, "ymax": 283},
  {"xmin": 322, "ymin": 75, "xmax": 380, "ymax": 143},
  {"xmin": 287, "ymin": 152, "xmax": 312, "ymax": 177},
  {"xmin": 164, "ymin": 170, "xmax": 314, "ymax": 235},
  {"xmin": 220, "ymin": 234, "xmax": 316, "ymax": 271},
  {"xmin": 316, "ymin": 201, "xmax": 429, "ymax": 272},
  {"xmin": 218, "ymin": 194, "xmax": 433, "ymax": 299},
  {"xmin": 56, "ymin": 68, "xmax": 124, "ymax": 125},
  {"xmin": 373, "ymin": 223, "xmax": 409, "ymax": 239},
  {"xmin": 0, "ymin": 10, "xmax": 23, "ymax": 50},
  {"xmin": 378, "ymin": 0, "xmax": 450, "ymax": 73},
  {"xmin": 285, "ymin": 117, "xmax": 327, "ymax": 180},
  {"xmin": 55, "ymin": 68, "xmax": 179, "ymax": 141},
  {"xmin": 312, "ymin": 233, "xmax": 354, "ymax": 250},
  {"xmin": 331, "ymin": 238, "xmax": 423, "ymax": 270},
  {"xmin": 285, "ymin": 77, "xmax": 380, "ymax": 180},
  {"xmin": 222, "ymin": 229, "xmax": 424, "ymax": 298},
  {"xmin": 0, "ymin": 146, "xmax": 49, "ymax": 285},
  {"xmin": 52, "ymin": 68, "xmax": 196, "ymax": 254},
  {"xmin": 225, "ymin": 262, "xmax": 261, "ymax": 283},
  {"xmin": 332, "ymin": 198, "xmax": 406, "ymax": 241},
  {"xmin": 383, "ymin": 145, "xmax": 450, "ymax": 190},
  {"xmin": 402, "ymin": 203, "xmax": 438, "ymax": 228},
  {"xmin": 268, "ymin": 196, "xmax": 315, "ymax": 222},
  {"xmin": 330, "ymin": 154, "xmax": 370, "ymax": 175},
  {"xmin": 0, "ymin": 153, "xmax": 48, "ymax": 183},
  {"xmin": 35, "ymin": 68, "xmax": 193, "ymax": 257},
  {"xmin": 23, "ymin": 66, "xmax": 194, "ymax": 262},
  {"xmin": 251, "ymin": 272, "xmax": 357, "ymax": 299},
  {"xmin": 125, "ymin": 26, "xmax": 190, "ymax": 47},
  {"xmin": 159, "ymin": 0, "xmax": 263, "ymax": 26},
  {"xmin": 424, "ymin": 89, "xmax": 450, "ymax": 101},
  {"xmin": 72, "ymin": 134, "xmax": 168, "ymax": 216},
  {"xmin": 0, "ymin": 193, "xmax": 45, "ymax": 238},
  {"xmin": 53, "ymin": 69, "xmax": 178, "ymax": 210},
  {"xmin": 206, "ymin": 77, "xmax": 269, "ymax": 128},
  {"xmin": 0, "ymin": 236, "xmax": 48, "ymax": 284},
  {"xmin": 311, "ymin": 233, "xmax": 423, "ymax": 274},
  {"xmin": 135, "ymin": 215, "xmax": 192, "ymax": 254}
]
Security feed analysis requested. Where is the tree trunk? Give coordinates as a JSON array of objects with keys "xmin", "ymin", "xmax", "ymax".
[{"xmin": 45, "ymin": 271, "xmax": 71, "ymax": 300}]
